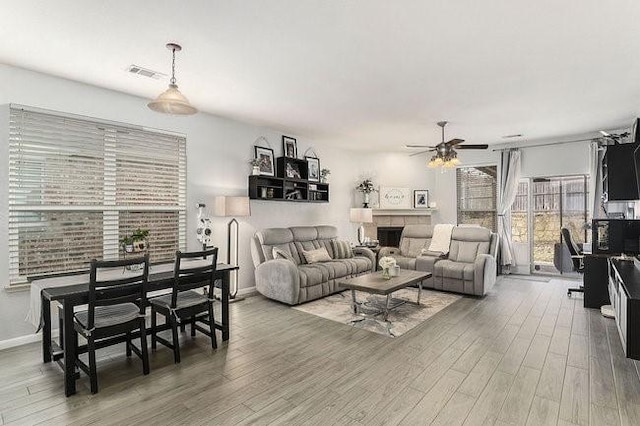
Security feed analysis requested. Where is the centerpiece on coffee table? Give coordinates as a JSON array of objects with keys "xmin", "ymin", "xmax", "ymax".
[{"xmin": 379, "ymin": 256, "xmax": 397, "ymax": 280}]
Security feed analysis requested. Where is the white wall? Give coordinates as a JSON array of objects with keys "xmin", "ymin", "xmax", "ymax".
[{"xmin": 0, "ymin": 64, "xmax": 360, "ymax": 341}]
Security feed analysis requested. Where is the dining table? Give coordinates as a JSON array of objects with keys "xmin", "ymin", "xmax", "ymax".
[{"xmin": 31, "ymin": 261, "xmax": 238, "ymax": 396}]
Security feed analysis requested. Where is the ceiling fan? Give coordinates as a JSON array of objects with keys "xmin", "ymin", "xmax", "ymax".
[{"xmin": 407, "ymin": 122, "xmax": 489, "ymax": 166}]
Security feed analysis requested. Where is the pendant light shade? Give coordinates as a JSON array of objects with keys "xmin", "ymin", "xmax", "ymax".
[{"xmin": 148, "ymin": 43, "xmax": 197, "ymax": 115}]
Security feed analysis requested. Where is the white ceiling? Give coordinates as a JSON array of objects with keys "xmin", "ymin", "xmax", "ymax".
[{"xmin": 3, "ymin": 0, "xmax": 640, "ymax": 151}]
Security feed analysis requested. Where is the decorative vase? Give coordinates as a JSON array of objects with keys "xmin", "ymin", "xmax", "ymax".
[
  {"xmin": 382, "ymin": 267, "xmax": 390, "ymax": 280},
  {"xmin": 320, "ymin": 177, "xmax": 327, "ymax": 183},
  {"xmin": 363, "ymin": 192, "xmax": 370, "ymax": 208},
  {"xmin": 252, "ymin": 165, "xmax": 260, "ymax": 175}
]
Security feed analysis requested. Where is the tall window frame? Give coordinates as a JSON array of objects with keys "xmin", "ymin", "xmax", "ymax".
[
  {"xmin": 456, "ymin": 165, "xmax": 498, "ymax": 231},
  {"xmin": 8, "ymin": 106, "xmax": 187, "ymax": 286}
]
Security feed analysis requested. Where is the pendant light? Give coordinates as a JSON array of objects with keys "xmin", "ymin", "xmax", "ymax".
[{"xmin": 148, "ymin": 42, "xmax": 197, "ymax": 115}]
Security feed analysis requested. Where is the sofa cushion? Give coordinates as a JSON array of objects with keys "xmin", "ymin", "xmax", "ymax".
[
  {"xmin": 449, "ymin": 227, "xmax": 491, "ymax": 262},
  {"xmin": 302, "ymin": 247, "xmax": 332, "ymax": 263},
  {"xmin": 435, "ymin": 259, "xmax": 474, "ymax": 280},
  {"xmin": 331, "ymin": 240, "xmax": 354, "ymax": 259},
  {"xmin": 272, "ymin": 247, "xmax": 295, "ymax": 263},
  {"xmin": 400, "ymin": 237, "xmax": 430, "ymax": 258}
]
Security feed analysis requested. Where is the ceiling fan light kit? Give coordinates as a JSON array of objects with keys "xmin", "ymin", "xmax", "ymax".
[
  {"xmin": 411, "ymin": 121, "xmax": 488, "ymax": 169},
  {"xmin": 148, "ymin": 42, "xmax": 198, "ymax": 115}
]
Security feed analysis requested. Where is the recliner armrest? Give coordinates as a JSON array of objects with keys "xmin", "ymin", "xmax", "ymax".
[{"xmin": 353, "ymin": 247, "xmax": 376, "ymax": 272}]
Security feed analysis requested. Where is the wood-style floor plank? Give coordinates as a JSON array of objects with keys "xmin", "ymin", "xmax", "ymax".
[{"xmin": 1, "ymin": 276, "xmax": 640, "ymax": 425}]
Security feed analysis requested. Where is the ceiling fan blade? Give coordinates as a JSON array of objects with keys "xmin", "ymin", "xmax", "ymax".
[
  {"xmin": 409, "ymin": 150, "xmax": 429, "ymax": 157},
  {"xmin": 445, "ymin": 138, "xmax": 465, "ymax": 146},
  {"xmin": 405, "ymin": 144, "xmax": 436, "ymax": 148},
  {"xmin": 456, "ymin": 144, "xmax": 489, "ymax": 150}
]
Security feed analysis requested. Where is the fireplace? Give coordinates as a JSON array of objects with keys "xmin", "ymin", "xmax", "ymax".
[{"xmin": 377, "ymin": 226, "xmax": 403, "ymax": 248}]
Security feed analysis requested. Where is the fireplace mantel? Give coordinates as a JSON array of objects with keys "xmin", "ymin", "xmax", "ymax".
[{"xmin": 372, "ymin": 208, "xmax": 437, "ymax": 216}]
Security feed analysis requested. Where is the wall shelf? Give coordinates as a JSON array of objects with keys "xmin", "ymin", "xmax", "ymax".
[{"xmin": 248, "ymin": 157, "xmax": 329, "ymax": 203}]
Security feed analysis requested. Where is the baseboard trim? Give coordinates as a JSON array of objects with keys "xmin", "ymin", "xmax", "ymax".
[{"xmin": 0, "ymin": 329, "xmax": 58, "ymax": 351}]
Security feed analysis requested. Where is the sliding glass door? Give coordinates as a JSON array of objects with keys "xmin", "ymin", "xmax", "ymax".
[
  {"xmin": 511, "ymin": 175, "xmax": 588, "ymax": 275},
  {"xmin": 532, "ymin": 176, "xmax": 587, "ymax": 274}
]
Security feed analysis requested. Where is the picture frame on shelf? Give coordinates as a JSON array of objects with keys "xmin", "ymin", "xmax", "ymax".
[
  {"xmin": 306, "ymin": 156, "xmax": 320, "ymax": 182},
  {"xmin": 414, "ymin": 190, "xmax": 429, "ymax": 208},
  {"xmin": 254, "ymin": 146, "xmax": 275, "ymax": 176},
  {"xmin": 283, "ymin": 136, "xmax": 297, "ymax": 158},
  {"xmin": 285, "ymin": 162, "xmax": 302, "ymax": 179}
]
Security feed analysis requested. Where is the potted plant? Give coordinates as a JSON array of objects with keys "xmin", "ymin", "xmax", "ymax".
[
  {"xmin": 356, "ymin": 178, "xmax": 377, "ymax": 207},
  {"xmin": 249, "ymin": 158, "xmax": 261, "ymax": 175},
  {"xmin": 320, "ymin": 168, "xmax": 331, "ymax": 183},
  {"xmin": 121, "ymin": 228, "xmax": 150, "ymax": 253}
]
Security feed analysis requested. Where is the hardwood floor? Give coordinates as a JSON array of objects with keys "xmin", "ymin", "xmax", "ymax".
[{"xmin": 1, "ymin": 276, "xmax": 640, "ymax": 425}]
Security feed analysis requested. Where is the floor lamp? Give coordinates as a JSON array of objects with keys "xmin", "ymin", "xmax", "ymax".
[
  {"xmin": 350, "ymin": 208, "xmax": 373, "ymax": 245},
  {"xmin": 214, "ymin": 196, "xmax": 251, "ymax": 302}
]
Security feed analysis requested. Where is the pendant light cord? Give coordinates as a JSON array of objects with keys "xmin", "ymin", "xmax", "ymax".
[{"xmin": 170, "ymin": 47, "xmax": 176, "ymax": 85}]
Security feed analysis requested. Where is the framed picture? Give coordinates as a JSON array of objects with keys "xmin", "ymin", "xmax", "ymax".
[
  {"xmin": 285, "ymin": 162, "xmax": 301, "ymax": 179},
  {"xmin": 379, "ymin": 187, "xmax": 412, "ymax": 209},
  {"xmin": 283, "ymin": 136, "xmax": 297, "ymax": 158},
  {"xmin": 254, "ymin": 146, "xmax": 275, "ymax": 176},
  {"xmin": 306, "ymin": 156, "xmax": 320, "ymax": 182},
  {"xmin": 414, "ymin": 190, "xmax": 429, "ymax": 208}
]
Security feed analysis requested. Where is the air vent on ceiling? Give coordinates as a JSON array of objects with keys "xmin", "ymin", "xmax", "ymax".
[
  {"xmin": 502, "ymin": 133, "xmax": 523, "ymax": 139},
  {"xmin": 127, "ymin": 65, "xmax": 165, "ymax": 79}
]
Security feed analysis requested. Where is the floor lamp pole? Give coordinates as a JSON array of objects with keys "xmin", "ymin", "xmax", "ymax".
[{"xmin": 227, "ymin": 217, "xmax": 244, "ymax": 302}]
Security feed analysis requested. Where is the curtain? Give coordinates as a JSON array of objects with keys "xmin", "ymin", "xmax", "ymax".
[
  {"xmin": 589, "ymin": 141, "xmax": 606, "ymax": 219},
  {"xmin": 498, "ymin": 149, "xmax": 522, "ymax": 270}
]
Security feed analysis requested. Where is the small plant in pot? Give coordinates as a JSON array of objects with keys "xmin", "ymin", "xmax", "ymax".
[
  {"xmin": 249, "ymin": 158, "xmax": 261, "ymax": 175},
  {"xmin": 320, "ymin": 168, "xmax": 331, "ymax": 183},
  {"xmin": 121, "ymin": 228, "xmax": 150, "ymax": 253}
]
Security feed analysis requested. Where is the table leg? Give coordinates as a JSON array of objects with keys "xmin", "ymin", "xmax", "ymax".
[
  {"xmin": 384, "ymin": 294, "xmax": 391, "ymax": 321},
  {"xmin": 63, "ymin": 299, "xmax": 77, "ymax": 397},
  {"xmin": 417, "ymin": 280, "xmax": 423, "ymax": 305},
  {"xmin": 41, "ymin": 292, "xmax": 52, "ymax": 363},
  {"xmin": 221, "ymin": 274, "xmax": 230, "ymax": 341},
  {"xmin": 351, "ymin": 289, "xmax": 358, "ymax": 314}
]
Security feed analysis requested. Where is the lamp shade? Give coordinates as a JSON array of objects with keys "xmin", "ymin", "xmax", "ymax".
[
  {"xmin": 213, "ymin": 196, "xmax": 251, "ymax": 217},
  {"xmin": 148, "ymin": 84, "xmax": 198, "ymax": 115},
  {"xmin": 349, "ymin": 208, "xmax": 373, "ymax": 223}
]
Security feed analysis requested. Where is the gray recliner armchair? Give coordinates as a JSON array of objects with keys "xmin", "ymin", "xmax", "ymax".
[{"xmin": 432, "ymin": 226, "xmax": 498, "ymax": 296}]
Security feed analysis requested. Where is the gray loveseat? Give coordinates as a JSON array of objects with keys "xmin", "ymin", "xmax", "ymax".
[
  {"xmin": 379, "ymin": 224, "xmax": 498, "ymax": 296},
  {"xmin": 250, "ymin": 225, "xmax": 375, "ymax": 305}
]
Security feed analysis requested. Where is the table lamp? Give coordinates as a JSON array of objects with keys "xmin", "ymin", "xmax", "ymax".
[
  {"xmin": 349, "ymin": 208, "xmax": 373, "ymax": 245},
  {"xmin": 214, "ymin": 196, "xmax": 251, "ymax": 301}
]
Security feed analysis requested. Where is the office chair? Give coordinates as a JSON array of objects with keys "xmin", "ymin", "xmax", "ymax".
[{"xmin": 561, "ymin": 227, "xmax": 585, "ymax": 297}]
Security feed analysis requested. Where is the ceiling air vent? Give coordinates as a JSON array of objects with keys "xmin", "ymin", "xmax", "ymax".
[{"xmin": 127, "ymin": 65, "xmax": 165, "ymax": 79}]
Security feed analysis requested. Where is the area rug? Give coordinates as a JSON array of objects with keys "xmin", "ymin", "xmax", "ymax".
[{"xmin": 293, "ymin": 288, "xmax": 461, "ymax": 338}]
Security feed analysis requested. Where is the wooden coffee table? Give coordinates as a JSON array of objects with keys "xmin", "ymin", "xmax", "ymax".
[{"xmin": 338, "ymin": 270, "xmax": 432, "ymax": 321}]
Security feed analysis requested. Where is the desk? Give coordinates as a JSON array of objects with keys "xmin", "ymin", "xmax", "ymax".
[{"xmin": 39, "ymin": 263, "xmax": 238, "ymax": 396}]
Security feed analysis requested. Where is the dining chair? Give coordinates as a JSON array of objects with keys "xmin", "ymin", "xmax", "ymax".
[
  {"xmin": 150, "ymin": 248, "xmax": 219, "ymax": 363},
  {"xmin": 73, "ymin": 255, "xmax": 150, "ymax": 394}
]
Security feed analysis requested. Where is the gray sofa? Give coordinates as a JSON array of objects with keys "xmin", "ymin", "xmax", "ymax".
[
  {"xmin": 250, "ymin": 225, "xmax": 375, "ymax": 305},
  {"xmin": 379, "ymin": 224, "xmax": 498, "ymax": 296}
]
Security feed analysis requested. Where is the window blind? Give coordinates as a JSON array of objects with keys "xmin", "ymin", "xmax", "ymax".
[
  {"xmin": 8, "ymin": 107, "xmax": 186, "ymax": 285},
  {"xmin": 456, "ymin": 166, "xmax": 498, "ymax": 231}
]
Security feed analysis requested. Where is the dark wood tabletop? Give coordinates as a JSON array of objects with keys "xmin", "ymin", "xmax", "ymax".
[{"xmin": 338, "ymin": 270, "xmax": 431, "ymax": 295}]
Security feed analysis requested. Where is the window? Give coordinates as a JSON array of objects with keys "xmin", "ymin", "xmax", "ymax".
[
  {"xmin": 456, "ymin": 166, "xmax": 498, "ymax": 231},
  {"xmin": 8, "ymin": 107, "xmax": 186, "ymax": 285}
]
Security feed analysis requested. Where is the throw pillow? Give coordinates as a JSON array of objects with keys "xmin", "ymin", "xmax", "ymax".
[
  {"xmin": 302, "ymin": 247, "xmax": 332, "ymax": 264},
  {"xmin": 272, "ymin": 247, "xmax": 295, "ymax": 263},
  {"xmin": 331, "ymin": 240, "xmax": 354, "ymax": 259}
]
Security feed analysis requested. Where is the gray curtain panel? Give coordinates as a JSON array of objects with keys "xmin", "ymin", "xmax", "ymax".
[{"xmin": 498, "ymin": 149, "xmax": 521, "ymax": 268}]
